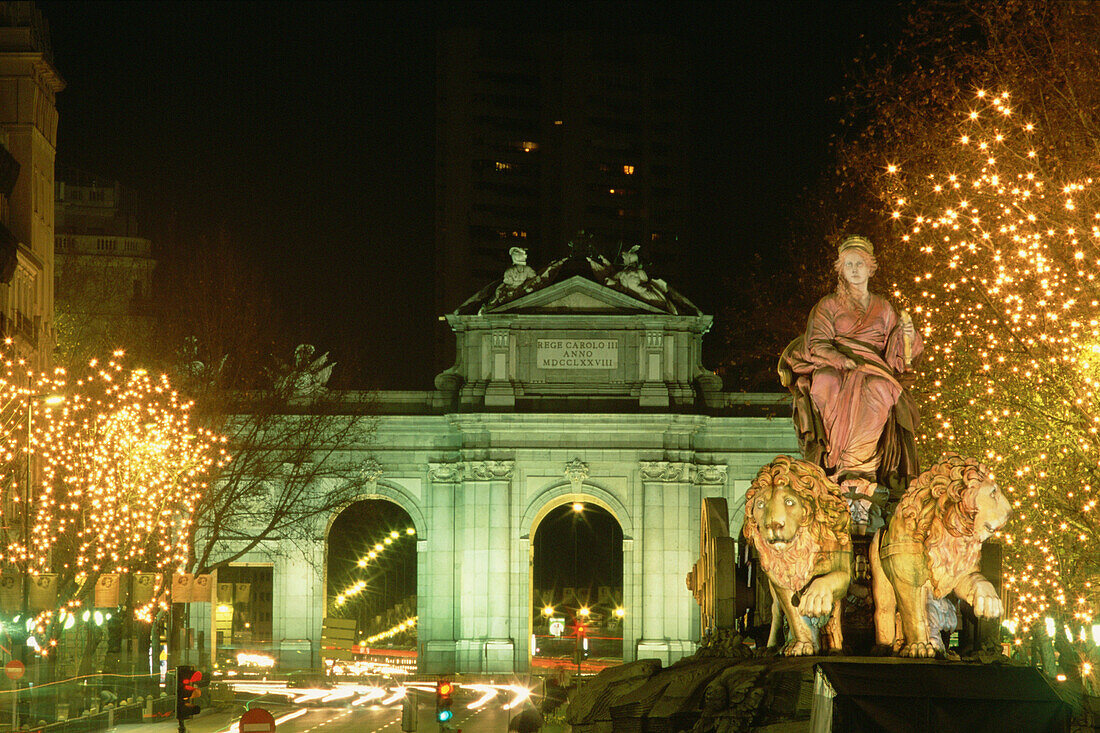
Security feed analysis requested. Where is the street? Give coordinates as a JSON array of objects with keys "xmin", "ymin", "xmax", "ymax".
[{"xmin": 109, "ymin": 682, "xmax": 538, "ymax": 733}]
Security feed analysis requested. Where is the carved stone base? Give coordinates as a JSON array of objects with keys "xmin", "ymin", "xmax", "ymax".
[
  {"xmin": 483, "ymin": 381, "xmax": 515, "ymax": 407},
  {"xmin": 639, "ymin": 382, "xmax": 670, "ymax": 407},
  {"xmin": 567, "ymin": 654, "xmax": 1067, "ymax": 733}
]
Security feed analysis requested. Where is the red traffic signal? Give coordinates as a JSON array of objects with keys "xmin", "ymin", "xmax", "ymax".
[
  {"xmin": 176, "ymin": 666, "xmax": 203, "ymax": 721},
  {"xmin": 435, "ymin": 679, "xmax": 454, "ymax": 722}
]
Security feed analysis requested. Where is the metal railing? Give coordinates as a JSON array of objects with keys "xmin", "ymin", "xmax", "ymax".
[{"xmin": 0, "ymin": 672, "xmax": 170, "ymax": 732}]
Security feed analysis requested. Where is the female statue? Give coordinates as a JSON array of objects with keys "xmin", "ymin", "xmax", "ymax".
[{"xmin": 779, "ymin": 236, "xmax": 922, "ymax": 531}]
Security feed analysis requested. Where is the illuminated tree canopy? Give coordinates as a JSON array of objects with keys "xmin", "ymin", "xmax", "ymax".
[
  {"xmin": 0, "ymin": 344, "xmax": 226, "ymax": 644},
  {"xmin": 886, "ymin": 89, "xmax": 1100, "ymax": 638}
]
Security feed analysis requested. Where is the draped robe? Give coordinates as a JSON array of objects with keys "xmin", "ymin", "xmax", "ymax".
[{"xmin": 783, "ymin": 292, "xmax": 922, "ymax": 480}]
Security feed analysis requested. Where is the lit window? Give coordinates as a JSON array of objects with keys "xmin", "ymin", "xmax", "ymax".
[
  {"xmin": 623, "ymin": 165, "xmax": 635, "ymax": 175},
  {"xmin": 495, "ymin": 162, "xmax": 512, "ymax": 172},
  {"xmin": 554, "ymin": 120, "xmax": 563, "ymax": 125}
]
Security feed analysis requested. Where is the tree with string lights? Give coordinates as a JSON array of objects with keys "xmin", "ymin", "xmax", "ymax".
[
  {"xmin": 716, "ymin": 1, "xmax": 1100, "ymax": 393},
  {"xmin": 0, "ymin": 345, "xmax": 226, "ymax": 671},
  {"xmin": 884, "ymin": 88, "xmax": 1100, "ymax": 643},
  {"xmin": 150, "ymin": 235, "xmax": 376, "ymax": 577}
]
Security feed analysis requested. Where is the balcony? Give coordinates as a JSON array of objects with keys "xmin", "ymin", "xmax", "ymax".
[
  {"xmin": 55, "ymin": 234, "xmax": 152, "ymax": 258},
  {"xmin": 0, "ymin": 310, "xmax": 37, "ymax": 349}
]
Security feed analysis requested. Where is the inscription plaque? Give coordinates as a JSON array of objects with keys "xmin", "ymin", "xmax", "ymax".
[{"xmin": 536, "ymin": 338, "xmax": 618, "ymax": 369}]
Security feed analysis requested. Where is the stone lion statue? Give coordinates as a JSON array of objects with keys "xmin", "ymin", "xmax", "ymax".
[
  {"xmin": 870, "ymin": 453, "xmax": 1012, "ymax": 657},
  {"xmin": 743, "ymin": 455, "xmax": 852, "ymax": 656}
]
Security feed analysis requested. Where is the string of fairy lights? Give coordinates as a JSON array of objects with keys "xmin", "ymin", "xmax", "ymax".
[
  {"xmin": 884, "ymin": 90, "xmax": 1100, "ymax": 644},
  {"xmin": 0, "ymin": 345, "xmax": 227, "ymax": 647},
  {"xmin": 363, "ymin": 615, "xmax": 417, "ymax": 645},
  {"xmin": 333, "ymin": 527, "xmax": 416, "ymax": 608}
]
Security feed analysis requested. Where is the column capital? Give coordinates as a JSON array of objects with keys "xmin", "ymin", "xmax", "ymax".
[
  {"xmin": 465, "ymin": 460, "xmax": 515, "ymax": 481},
  {"xmin": 639, "ymin": 461, "xmax": 728, "ymax": 485},
  {"xmin": 638, "ymin": 460, "xmax": 691, "ymax": 483},
  {"xmin": 428, "ymin": 461, "xmax": 464, "ymax": 483},
  {"xmin": 693, "ymin": 464, "xmax": 728, "ymax": 486}
]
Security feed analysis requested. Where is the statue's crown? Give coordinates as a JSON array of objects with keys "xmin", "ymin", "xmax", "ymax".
[{"xmin": 838, "ymin": 235, "xmax": 874, "ymax": 256}]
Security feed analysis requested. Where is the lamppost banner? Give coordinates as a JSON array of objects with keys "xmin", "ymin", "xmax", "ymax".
[
  {"xmin": 94, "ymin": 573, "xmax": 119, "ymax": 608},
  {"xmin": 171, "ymin": 573, "xmax": 213, "ymax": 603},
  {"xmin": 0, "ymin": 575, "xmax": 18, "ymax": 613},
  {"xmin": 133, "ymin": 573, "xmax": 160, "ymax": 605},
  {"xmin": 29, "ymin": 574, "xmax": 57, "ymax": 611}
]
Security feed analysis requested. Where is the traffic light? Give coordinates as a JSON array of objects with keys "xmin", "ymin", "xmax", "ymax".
[
  {"xmin": 435, "ymin": 679, "xmax": 454, "ymax": 723},
  {"xmin": 175, "ymin": 665, "xmax": 202, "ymax": 721}
]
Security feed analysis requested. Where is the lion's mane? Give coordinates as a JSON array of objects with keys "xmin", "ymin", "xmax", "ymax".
[
  {"xmin": 893, "ymin": 453, "xmax": 989, "ymax": 597},
  {"xmin": 743, "ymin": 456, "xmax": 851, "ymax": 590}
]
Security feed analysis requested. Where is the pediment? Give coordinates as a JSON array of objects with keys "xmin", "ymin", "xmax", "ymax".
[{"xmin": 485, "ymin": 275, "xmax": 666, "ymax": 314}]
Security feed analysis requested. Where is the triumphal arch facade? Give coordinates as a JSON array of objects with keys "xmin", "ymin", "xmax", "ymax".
[{"xmin": 212, "ymin": 252, "xmax": 796, "ymax": 674}]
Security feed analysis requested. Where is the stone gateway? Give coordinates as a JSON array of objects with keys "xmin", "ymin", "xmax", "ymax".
[{"xmin": 195, "ymin": 251, "xmax": 797, "ymax": 674}]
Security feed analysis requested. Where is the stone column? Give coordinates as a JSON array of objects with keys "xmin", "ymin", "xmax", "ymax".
[
  {"xmin": 636, "ymin": 460, "xmax": 696, "ymax": 663},
  {"xmin": 422, "ymin": 461, "xmax": 462, "ymax": 673},
  {"xmin": 455, "ymin": 460, "xmax": 514, "ymax": 672},
  {"xmin": 280, "ymin": 545, "xmax": 324, "ymax": 667}
]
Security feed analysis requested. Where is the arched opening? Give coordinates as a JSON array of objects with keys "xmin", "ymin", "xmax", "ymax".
[
  {"xmin": 327, "ymin": 499, "xmax": 418, "ymax": 674},
  {"xmin": 531, "ymin": 501, "xmax": 624, "ymax": 673}
]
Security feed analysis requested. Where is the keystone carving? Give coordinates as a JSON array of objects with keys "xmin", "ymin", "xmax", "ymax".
[
  {"xmin": 359, "ymin": 458, "xmax": 383, "ymax": 484},
  {"xmin": 565, "ymin": 458, "xmax": 589, "ymax": 491}
]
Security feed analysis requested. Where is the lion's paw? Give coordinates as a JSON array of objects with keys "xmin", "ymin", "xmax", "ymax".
[
  {"xmin": 782, "ymin": 641, "xmax": 816, "ymax": 657},
  {"xmin": 900, "ymin": 641, "xmax": 937, "ymax": 658}
]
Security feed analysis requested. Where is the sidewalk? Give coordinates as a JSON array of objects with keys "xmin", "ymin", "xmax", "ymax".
[{"xmin": 106, "ymin": 708, "xmax": 237, "ymax": 733}]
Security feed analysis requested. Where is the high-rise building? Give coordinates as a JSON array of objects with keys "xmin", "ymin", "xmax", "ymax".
[
  {"xmin": 0, "ymin": 1, "xmax": 62, "ymax": 366},
  {"xmin": 435, "ymin": 30, "xmax": 689, "ymax": 350},
  {"xmin": 53, "ymin": 170, "xmax": 156, "ymax": 365}
]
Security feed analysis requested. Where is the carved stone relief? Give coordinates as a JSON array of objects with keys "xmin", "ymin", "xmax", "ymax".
[
  {"xmin": 428, "ymin": 462, "xmax": 463, "ymax": 483},
  {"xmin": 466, "ymin": 460, "xmax": 515, "ymax": 481},
  {"xmin": 359, "ymin": 458, "xmax": 383, "ymax": 484},
  {"xmin": 564, "ymin": 458, "xmax": 589, "ymax": 491},
  {"xmin": 639, "ymin": 460, "xmax": 690, "ymax": 482}
]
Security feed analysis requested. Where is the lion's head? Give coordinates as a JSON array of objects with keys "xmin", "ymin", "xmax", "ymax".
[
  {"xmin": 895, "ymin": 453, "xmax": 1012, "ymax": 595},
  {"xmin": 896, "ymin": 453, "xmax": 1011, "ymax": 544},
  {"xmin": 743, "ymin": 456, "xmax": 851, "ymax": 590}
]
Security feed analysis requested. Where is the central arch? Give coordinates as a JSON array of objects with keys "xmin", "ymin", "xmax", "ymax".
[{"xmin": 522, "ymin": 481, "xmax": 634, "ymax": 674}]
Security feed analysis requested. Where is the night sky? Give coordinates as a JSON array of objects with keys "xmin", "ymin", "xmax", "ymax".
[{"xmin": 38, "ymin": 1, "xmax": 906, "ymax": 388}]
